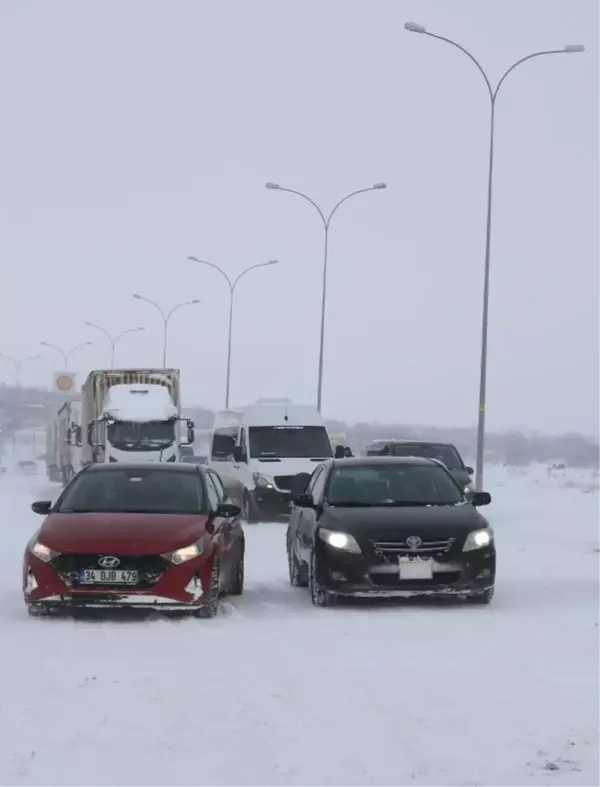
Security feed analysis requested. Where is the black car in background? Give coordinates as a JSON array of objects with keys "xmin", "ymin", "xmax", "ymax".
[
  {"xmin": 286, "ymin": 457, "xmax": 494, "ymax": 607},
  {"xmin": 364, "ymin": 439, "xmax": 475, "ymax": 495}
]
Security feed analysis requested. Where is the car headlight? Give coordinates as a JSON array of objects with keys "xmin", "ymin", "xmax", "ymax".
[
  {"xmin": 463, "ymin": 528, "xmax": 494, "ymax": 551},
  {"xmin": 253, "ymin": 472, "xmax": 274, "ymax": 488},
  {"xmin": 318, "ymin": 528, "xmax": 361, "ymax": 554},
  {"xmin": 30, "ymin": 541, "xmax": 60, "ymax": 563},
  {"xmin": 165, "ymin": 541, "xmax": 204, "ymax": 565}
]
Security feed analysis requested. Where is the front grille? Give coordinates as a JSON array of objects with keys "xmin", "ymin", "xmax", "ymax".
[
  {"xmin": 370, "ymin": 571, "xmax": 461, "ymax": 589},
  {"xmin": 52, "ymin": 554, "xmax": 168, "ymax": 590},
  {"xmin": 274, "ymin": 475, "xmax": 295, "ymax": 492},
  {"xmin": 371, "ymin": 538, "xmax": 455, "ymax": 560}
]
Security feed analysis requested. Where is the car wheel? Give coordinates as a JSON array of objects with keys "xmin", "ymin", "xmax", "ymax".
[
  {"xmin": 242, "ymin": 491, "xmax": 259, "ymax": 524},
  {"xmin": 195, "ymin": 559, "xmax": 220, "ymax": 618},
  {"xmin": 287, "ymin": 538, "xmax": 308, "ymax": 587},
  {"xmin": 309, "ymin": 550, "xmax": 336, "ymax": 607},
  {"xmin": 230, "ymin": 551, "xmax": 245, "ymax": 596},
  {"xmin": 467, "ymin": 586, "xmax": 495, "ymax": 605}
]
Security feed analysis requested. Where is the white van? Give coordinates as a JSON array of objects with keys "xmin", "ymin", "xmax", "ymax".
[{"xmin": 209, "ymin": 400, "xmax": 333, "ymax": 522}]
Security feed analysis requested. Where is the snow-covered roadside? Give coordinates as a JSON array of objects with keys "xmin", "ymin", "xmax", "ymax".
[{"xmin": 0, "ymin": 468, "xmax": 597, "ymax": 787}]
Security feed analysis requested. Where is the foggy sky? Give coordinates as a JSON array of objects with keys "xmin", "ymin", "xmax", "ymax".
[{"xmin": 0, "ymin": 0, "xmax": 597, "ymax": 436}]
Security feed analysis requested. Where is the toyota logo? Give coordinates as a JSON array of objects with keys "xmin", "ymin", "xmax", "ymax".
[
  {"xmin": 405, "ymin": 536, "xmax": 422, "ymax": 551},
  {"xmin": 98, "ymin": 556, "xmax": 120, "ymax": 568}
]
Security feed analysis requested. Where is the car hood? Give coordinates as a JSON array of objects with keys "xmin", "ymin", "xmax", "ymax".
[
  {"xmin": 38, "ymin": 513, "xmax": 209, "ymax": 555},
  {"xmin": 321, "ymin": 503, "xmax": 488, "ymax": 539}
]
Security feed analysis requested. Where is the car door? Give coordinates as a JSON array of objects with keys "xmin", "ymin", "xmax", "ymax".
[
  {"xmin": 207, "ymin": 468, "xmax": 244, "ymax": 568},
  {"xmin": 296, "ymin": 465, "xmax": 328, "ymax": 564},
  {"xmin": 205, "ymin": 471, "xmax": 234, "ymax": 590}
]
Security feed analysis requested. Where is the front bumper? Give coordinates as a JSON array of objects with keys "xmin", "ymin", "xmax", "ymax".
[
  {"xmin": 251, "ymin": 486, "xmax": 292, "ymax": 519},
  {"xmin": 23, "ymin": 551, "xmax": 214, "ymax": 611},
  {"xmin": 317, "ymin": 544, "xmax": 495, "ymax": 599}
]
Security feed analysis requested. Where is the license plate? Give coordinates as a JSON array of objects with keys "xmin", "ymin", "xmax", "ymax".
[
  {"xmin": 79, "ymin": 569, "xmax": 139, "ymax": 585},
  {"xmin": 398, "ymin": 557, "xmax": 433, "ymax": 580}
]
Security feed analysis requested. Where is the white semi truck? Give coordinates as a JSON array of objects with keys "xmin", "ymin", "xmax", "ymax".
[
  {"xmin": 79, "ymin": 369, "xmax": 194, "ymax": 466},
  {"xmin": 55, "ymin": 397, "xmax": 83, "ymax": 483}
]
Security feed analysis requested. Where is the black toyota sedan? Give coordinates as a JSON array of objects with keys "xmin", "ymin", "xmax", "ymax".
[{"xmin": 286, "ymin": 456, "xmax": 495, "ymax": 607}]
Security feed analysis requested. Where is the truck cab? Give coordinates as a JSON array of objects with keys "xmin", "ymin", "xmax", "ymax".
[{"xmin": 209, "ymin": 400, "xmax": 333, "ymax": 522}]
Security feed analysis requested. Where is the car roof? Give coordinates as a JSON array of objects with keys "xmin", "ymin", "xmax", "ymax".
[
  {"xmin": 329, "ymin": 456, "xmax": 441, "ymax": 468},
  {"xmin": 368, "ymin": 439, "xmax": 458, "ymax": 448},
  {"xmin": 85, "ymin": 462, "xmax": 202, "ymax": 474}
]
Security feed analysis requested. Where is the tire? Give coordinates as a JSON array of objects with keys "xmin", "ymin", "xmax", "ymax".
[
  {"xmin": 242, "ymin": 491, "xmax": 259, "ymax": 524},
  {"xmin": 287, "ymin": 537, "xmax": 308, "ymax": 587},
  {"xmin": 309, "ymin": 550, "xmax": 337, "ymax": 607},
  {"xmin": 195, "ymin": 559, "xmax": 220, "ymax": 618},
  {"xmin": 466, "ymin": 586, "xmax": 495, "ymax": 605},
  {"xmin": 230, "ymin": 550, "xmax": 245, "ymax": 596}
]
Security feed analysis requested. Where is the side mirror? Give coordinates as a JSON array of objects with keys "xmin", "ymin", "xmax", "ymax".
[
  {"xmin": 233, "ymin": 446, "xmax": 245, "ymax": 463},
  {"xmin": 215, "ymin": 502, "xmax": 242, "ymax": 518},
  {"xmin": 471, "ymin": 491, "xmax": 491, "ymax": 507},
  {"xmin": 31, "ymin": 500, "xmax": 52, "ymax": 516},
  {"xmin": 465, "ymin": 466, "xmax": 474, "ymax": 475},
  {"xmin": 292, "ymin": 492, "xmax": 315, "ymax": 508}
]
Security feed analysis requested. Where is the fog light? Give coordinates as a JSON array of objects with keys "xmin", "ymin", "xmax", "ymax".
[
  {"xmin": 184, "ymin": 575, "xmax": 203, "ymax": 600},
  {"xmin": 25, "ymin": 569, "xmax": 38, "ymax": 594},
  {"xmin": 477, "ymin": 568, "xmax": 492, "ymax": 579},
  {"xmin": 331, "ymin": 571, "xmax": 346, "ymax": 581}
]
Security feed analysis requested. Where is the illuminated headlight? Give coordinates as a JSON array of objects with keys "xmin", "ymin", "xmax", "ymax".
[
  {"xmin": 30, "ymin": 542, "xmax": 60, "ymax": 563},
  {"xmin": 318, "ymin": 528, "xmax": 361, "ymax": 554},
  {"xmin": 253, "ymin": 472, "xmax": 274, "ymax": 489},
  {"xmin": 463, "ymin": 528, "xmax": 494, "ymax": 551},
  {"xmin": 165, "ymin": 541, "xmax": 204, "ymax": 565}
]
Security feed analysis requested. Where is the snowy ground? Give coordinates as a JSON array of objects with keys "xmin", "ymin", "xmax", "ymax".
[{"xmin": 0, "ymin": 464, "xmax": 598, "ymax": 786}]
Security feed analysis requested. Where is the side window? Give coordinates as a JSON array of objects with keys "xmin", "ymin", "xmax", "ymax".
[
  {"xmin": 306, "ymin": 467, "xmax": 323, "ymax": 495},
  {"xmin": 212, "ymin": 428, "xmax": 236, "ymax": 461},
  {"xmin": 311, "ymin": 467, "xmax": 328, "ymax": 503},
  {"xmin": 205, "ymin": 474, "xmax": 220, "ymax": 511},
  {"xmin": 207, "ymin": 470, "xmax": 225, "ymax": 501}
]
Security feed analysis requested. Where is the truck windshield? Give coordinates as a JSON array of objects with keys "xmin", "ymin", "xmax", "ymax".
[
  {"xmin": 248, "ymin": 426, "xmax": 332, "ymax": 459},
  {"xmin": 107, "ymin": 421, "xmax": 175, "ymax": 452}
]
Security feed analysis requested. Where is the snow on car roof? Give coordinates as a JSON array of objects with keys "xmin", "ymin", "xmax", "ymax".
[{"xmin": 103, "ymin": 384, "xmax": 177, "ymax": 423}]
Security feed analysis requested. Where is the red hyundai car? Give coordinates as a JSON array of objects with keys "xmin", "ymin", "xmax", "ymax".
[{"xmin": 24, "ymin": 462, "xmax": 245, "ymax": 618}]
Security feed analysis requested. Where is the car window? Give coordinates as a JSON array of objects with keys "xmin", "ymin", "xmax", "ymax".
[
  {"xmin": 207, "ymin": 470, "xmax": 225, "ymax": 501},
  {"xmin": 327, "ymin": 464, "xmax": 463, "ymax": 507},
  {"xmin": 392, "ymin": 443, "xmax": 464, "ymax": 470},
  {"xmin": 239, "ymin": 428, "xmax": 248, "ymax": 461},
  {"xmin": 306, "ymin": 467, "xmax": 324, "ymax": 495},
  {"xmin": 57, "ymin": 468, "xmax": 204, "ymax": 515},
  {"xmin": 311, "ymin": 467, "xmax": 328, "ymax": 502},
  {"xmin": 205, "ymin": 474, "xmax": 220, "ymax": 512}
]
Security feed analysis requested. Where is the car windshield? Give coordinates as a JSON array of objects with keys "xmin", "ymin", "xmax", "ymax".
[
  {"xmin": 327, "ymin": 464, "xmax": 464, "ymax": 507},
  {"xmin": 107, "ymin": 421, "xmax": 175, "ymax": 452},
  {"xmin": 57, "ymin": 468, "xmax": 204, "ymax": 514},
  {"xmin": 248, "ymin": 426, "xmax": 332, "ymax": 459},
  {"xmin": 392, "ymin": 443, "xmax": 464, "ymax": 470}
]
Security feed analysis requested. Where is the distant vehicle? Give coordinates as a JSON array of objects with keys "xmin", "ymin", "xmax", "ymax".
[
  {"xmin": 364, "ymin": 439, "xmax": 475, "ymax": 495},
  {"xmin": 18, "ymin": 460, "xmax": 38, "ymax": 476},
  {"xmin": 181, "ymin": 454, "xmax": 208, "ymax": 465},
  {"xmin": 80, "ymin": 369, "xmax": 195, "ymax": 466},
  {"xmin": 24, "ymin": 462, "xmax": 244, "ymax": 618},
  {"xmin": 209, "ymin": 400, "xmax": 336, "ymax": 523},
  {"xmin": 286, "ymin": 456, "xmax": 494, "ymax": 607}
]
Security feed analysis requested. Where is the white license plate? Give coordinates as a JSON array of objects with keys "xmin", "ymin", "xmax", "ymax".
[
  {"xmin": 79, "ymin": 569, "xmax": 139, "ymax": 585},
  {"xmin": 398, "ymin": 558, "xmax": 433, "ymax": 580}
]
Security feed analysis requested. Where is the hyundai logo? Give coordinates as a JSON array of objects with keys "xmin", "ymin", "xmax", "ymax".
[
  {"xmin": 98, "ymin": 556, "xmax": 120, "ymax": 568},
  {"xmin": 405, "ymin": 536, "xmax": 422, "ymax": 551}
]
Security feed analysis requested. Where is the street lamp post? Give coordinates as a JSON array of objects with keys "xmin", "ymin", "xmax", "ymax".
[
  {"xmin": 41, "ymin": 341, "xmax": 93, "ymax": 367},
  {"xmin": 85, "ymin": 323, "xmax": 145, "ymax": 369},
  {"xmin": 187, "ymin": 257, "xmax": 279, "ymax": 407},
  {"xmin": 265, "ymin": 181, "xmax": 387, "ymax": 412},
  {"xmin": 404, "ymin": 22, "xmax": 584, "ymax": 490},
  {"xmin": 0, "ymin": 354, "xmax": 41, "ymax": 388},
  {"xmin": 132, "ymin": 295, "xmax": 201, "ymax": 366}
]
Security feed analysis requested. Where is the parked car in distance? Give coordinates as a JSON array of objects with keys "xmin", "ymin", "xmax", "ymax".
[
  {"xmin": 286, "ymin": 456, "xmax": 494, "ymax": 607},
  {"xmin": 17, "ymin": 460, "xmax": 38, "ymax": 476},
  {"xmin": 24, "ymin": 462, "xmax": 244, "ymax": 618},
  {"xmin": 364, "ymin": 439, "xmax": 475, "ymax": 495}
]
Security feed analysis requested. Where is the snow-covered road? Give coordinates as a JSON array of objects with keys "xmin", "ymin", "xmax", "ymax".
[{"xmin": 0, "ymin": 467, "xmax": 598, "ymax": 786}]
